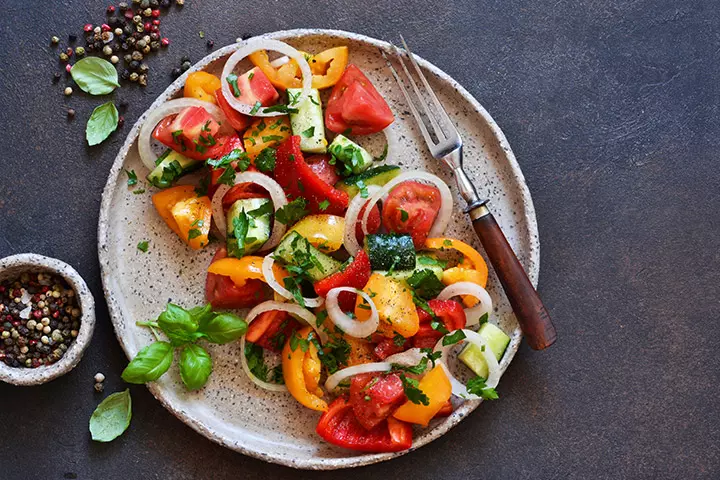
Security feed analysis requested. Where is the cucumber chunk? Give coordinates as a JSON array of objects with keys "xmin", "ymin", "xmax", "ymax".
[
  {"xmin": 288, "ymin": 88, "xmax": 327, "ymax": 154},
  {"xmin": 328, "ymin": 134, "xmax": 374, "ymax": 175},
  {"xmin": 365, "ymin": 234, "xmax": 416, "ymax": 271},
  {"xmin": 274, "ymin": 231, "xmax": 342, "ymax": 281},
  {"xmin": 146, "ymin": 149, "xmax": 202, "ymax": 189},
  {"xmin": 226, "ymin": 198, "xmax": 272, "ymax": 258},
  {"xmin": 376, "ymin": 254, "xmax": 443, "ymax": 282},
  {"xmin": 336, "ymin": 165, "xmax": 401, "ymax": 198},
  {"xmin": 458, "ymin": 323, "xmax": 510, "ymax": 379}
]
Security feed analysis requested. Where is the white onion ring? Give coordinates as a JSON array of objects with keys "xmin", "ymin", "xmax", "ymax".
[
  {"xmin": 384, "ymin": 348, "xmax": 427, "ymax": 368},
  {"xmin": 137, "ymin": 98, "xmax": 228, "ymax": 171},
  {"xmin": 210, "ymin": 171, "xmax": 288, "ymax": 250},
  {"xmin": 343, "ymin": 185, "xmax": 382, "ymax": 255},
  {"xmin": 269, "ymin": 56, "xmax": 290, "ymax": 68},
  {"xmin": 324, "ymin": 363, "xmax": 392, "ymax": 392},
  {"xmin": 433, "ymin": 329, "xmax": 501, "ymax": 400},
  {"xmin": 360, "ymin": 172, "xmax": 453, "ymax": 237},
  {"xmin": 261, "ymin": 255, "xmax": 324, "ymax": 308},
  {"xmin": 240, "ymin": 300, "xmax": 321, "ymax": 392},
  {"xmin": 221, "ymin": 38, "xmax": 312, "ymax": 117},
  {"xmin": 437, "ymin": 282, "xmax": 493, "ymax": 327},
  {"xmin": 325, "ymin": 287, "xmax": 379, "ymax": 338}
]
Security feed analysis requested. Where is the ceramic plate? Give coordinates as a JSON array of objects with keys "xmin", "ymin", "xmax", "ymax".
[{"xmin": 98, "ymin": 29, "xmax": 539, "ymax": 470}]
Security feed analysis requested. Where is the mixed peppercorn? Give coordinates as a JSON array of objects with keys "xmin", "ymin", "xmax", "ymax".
[{"xmin": 0, "ymin": 273, "xmax": 81, "ymax": 369}]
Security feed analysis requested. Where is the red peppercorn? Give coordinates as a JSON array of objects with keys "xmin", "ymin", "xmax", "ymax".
[
  {"xmin": 151, "ymin": 9, "xmax": 160, "ymax": 17},
  {"xmin": 144, "ymin": 22, "xmax": 151, "ymax": 31},
  {"xmin": 65, "ymin": 64, "xmax": 72, "ymax": 73},
  {"xmin": 29, "ymin": 340, "xmax": 37, "ymax": 346},
  {"xmin": 5, "ymin": 315, "xmax": 12, "ymax": 322},
  {"xmin": 107, "ymin": 5, "xmax": 116, "ymax": 14},
  {"xmin": 11, "ymin": 320, "xmax": 20, "ymax": 327},
  {"xmin": 84, "ymin": 23, "xmax": 94, "ymax": 32},
  {"xmin": 161, "ymin": 37, "xmax": 170, "ymax": 47},
  {"xmin": 52, "ymin": 311, "xmax": 60, "ymax": 319},
  {"xmin": 152, "ymin": 19, "xmax": 160, "ymax": 26},
  {"xmin": 150, "ymin": 25, "xmax": 159, "ymax": 33},
  {"xmin": 124, "ymin": 10, "xmax": 134, "ymax": 20},
  {"xmin": 101, "ymin": 23, "xmax": 111, "ymax": 32},
  {"xmin": 118, "ymin": 116, "xmax": 125, "ymax": 127},
  {"xmin": 66, "ymin": 47, "xmax": 74, "ymax": 56},
  {"xmin": 32, "ymin": 310, "xmax": 42, "ymax": 319},
  {"xmin": 41, "ymin": 286, "xmax": 49, "ymax": 293},
  {"xmin": 12, "ymin": 289, "xmax": 21, "ymax": 298},
  {"xmin": 0, "ymin": 285, "xmax": 5, "ymax": 293}
]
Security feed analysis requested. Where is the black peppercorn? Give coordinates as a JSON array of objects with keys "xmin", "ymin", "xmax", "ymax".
[
  {"xmin": 69, "ymin": 34, "xmax": 77, "ymax": 42},
  {"xmin": 119, "ymin": 2, "xmax": 129, "ymax": 11},
  {"xmin": 121, "ymin": 42, "xmax": 129, "ymax": 51},
  {"xmin": 124, "ymin": 53, "xmax": 132, "ymax": 63},
  {"xmin": 206, "ymin": 40, "xmax": 215, "ymax": 49},
  {"xmin": 67, "ymin": 108, "xmax": 75, "ymax": 119},
  {"xmin": 181, "ymin": 54, "xmax": 190, "ymax": 63},
  {"xmin": 150, "ymin": 32, "xmax": 160, "ymax": 41},
  {"xmin": 127, "ymin": 36, "xmax": 136, "ymax": 47},
  {"xmin": 124, "ymin": 24, "xmax": 134, "ymax": 35},
  {"xmin": 171, "ymin": 67, "xmax": 181, "ymax": 78},
  {"xmin": 140, "ymin": 0, "xmax": 150, "ymax": 8},
  {"xmin": 181, "ymin": 60, "xmax": 191, "ymax": 71},
  {"xmin": 138, "ymin": 62, "xmax": 149, "ymax": 73},
  {"xmin": 120, "ymin": 69, "xmax": 130, "ymax": 80},
  {"xmin": 119, "ymin": 101, "xmax": 129, "ymax": 112},
  {"xmin": 150, "ymin": 0, "xmax": 159, "ymax": 7},
  {"xmin": 94, "ymin": 40, "xmax": 103, "ymax": 50},
  {"xmin": 150, "ymin": 41, "xmax": 160, "ymax": 51},
  {"xmin": 131, "ymin": 50, "xmax": 143, "ymax": 61},
  {"xmin": 160, "ymin": 0, "xmax": 171, "ymax": 7},
  {"xmin": 53, "ymin": 72, "xmax": 61, "ymax": 83},
  {"xmin": 138, "ymin": 74, "xmax": 148, "ymax": 87},
  {"xmin": 129, "ymin": 60, "xmax": 140, "ymax": 70}
]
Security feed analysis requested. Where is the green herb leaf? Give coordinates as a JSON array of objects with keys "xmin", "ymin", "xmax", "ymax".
[
  {"xmin": 254, "ymin": 147, "xmax": 276, "ymax": 172},
  {"xmin": 318, "ymin": 199, "xmax": 330, "ymax": 211},
  {"xmin": 198, "ymin": 312, "xmax": 247, "ymax": 344},
  {"xmin": 244, "ymin": 342, "xmax": 269, "ymax": 382},
  {"xmin": 207, "ymin": 148, "xmax": 250, "ymax": 170},
  {"xmin": 417, "ymin": 256, "xmax": 447, "ymax": 268},
  {"xmin": 126, "ymin": 169, "xmax": 138, "ymax": 187},
  {"xmin": 312, "ymin": 333, "xmax": 350, "ymax": 374},
  {"xmin": 430, "ymin": 320, "xmax": 450, "ymax": 334},
  {"xmin": 275, "ymin": 197, "xmax": 309, "ymax": 225},
  {"xmin": 261, "ymin": 135, "xmax": 284, "ymax": 143},
  {"xmin": 232, "ymin": 212, "xmax": 250, "ymax": 257},
  {"xmin": 216, "ymin": 167, "xmax": 236, "ymax": 186},
  {"xmin": 188, "ymin": 228, "xmax": 202, "ymax": 240},
  {"xmin": 248, "ymin": 201, "xmax": 273, "ymax": 218},
  {"xmin": 226, "ymin": 73, "xmax": 241, "ymax": 97},
  {"xmin": 195, "ymin": 175, "xmax": 210, "ymax": 196},
  {"xmin": 89, "ymin": 389, "xmax": 132, "ymax": 442},
  {"xmin": 157, "ymin": 303, "xmax": 200, "ymax": 345},
  {"xmin": 263, "ymin": 104, "xmax": 299, "ymax": 114},
  {"xmin": 392, "ymin": 356, "xmax": 429, "ymax": 375},
  {"xmin": 466, "ymin": 376, "xmax": 499, "ymax": 400},
  {"xmin": 393, "ymin": 333, "xmax": 406, "ymax": 347},
  {"xmin": 400, "ymin": 208, "xmax": 409, "ymax": 222},
  {"xmin": 121, "ymin": 341, "xmax": 174, "ymax": 384},
  {"xmin": 271, "ymin": 365, "xmax": 284, "ymax": 384},
  {"xmin": 249, "ymin": 101, "xmax": 262, "ymax": 115},
  {"xmin": 86, "ymin": 102, "xmax": 119, "ymax": 146},
  {"xmin": 137, "ymin": 241, "xmax": 149, "ymax": 252},
  {"xmin": 179, "ymin": 344, "xmax": 213, "ymax": 390},
  {"xmin": 132, "ymin": 188, "xmax": 146, "ymax": 195},
  {"xmin": 188, "ymin": 304, "xmax": 214, "ymax": 327},
  {"xmin": 442, "ymin": 329, "xmax": 467, "ymax": 346},
  {"xmin": 301, "ymin": 126, "xmax": 315, "ymax": 138},
  {"xmin": 70, "ymin": 57, "xmax": 120, "ymax": 95},
  {"xmin": 400, "ymin": 375, "xmax": 430, "ymax": 405},
  {"xmin": 419, "ymin": 348, "xmax": 443, "ymax": 367},
  {"xmin": 407, "ymin": 269, "xmax": 445, "ymax": 300}
]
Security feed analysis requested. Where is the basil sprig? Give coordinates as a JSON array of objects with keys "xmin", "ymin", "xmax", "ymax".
[
  {"xmin": 70, "ymin": 57, "xmax": 120, "ymax": 95},
  {"xmin": 86, "ymin": 102, "xmax": 119, "ymax": 146},
  {"xmin": 122, "ymin": 303, "xmax": 247, "ymax": 390},
  {"xmin": 89, "ymin": 389, "xmax": 132, "ymax": 443}
]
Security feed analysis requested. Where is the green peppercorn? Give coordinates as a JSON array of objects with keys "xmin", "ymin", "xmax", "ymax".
[
  {"xmin": 59, "ymin": 52, "xmax": 69, "ymax": 62},
  {"xmin": 129, "ymin": 72, "xmax": 139, "ymax": 82},
  {"xmin": 75, "ymin": 46, "xmax": 85, "ymax": 56},
  {"xmin": 131, "ymin": 50, "xmax": 144, "ymax": 61}
]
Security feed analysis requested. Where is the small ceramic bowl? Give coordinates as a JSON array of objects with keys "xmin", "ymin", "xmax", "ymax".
[{"xmin": 0, "ymin": 253, "xmax": 95, "ymax": 386}]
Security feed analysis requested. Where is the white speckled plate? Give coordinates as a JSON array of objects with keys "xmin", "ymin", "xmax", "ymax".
[{"xmin": 98, "ymin": 29, "xmax": 539, "ymax": 470}]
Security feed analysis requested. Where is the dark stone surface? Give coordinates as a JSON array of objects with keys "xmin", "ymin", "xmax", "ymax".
[{"xmin": 0, "ymin": 0, "xmax": 718, "ymax": 478}]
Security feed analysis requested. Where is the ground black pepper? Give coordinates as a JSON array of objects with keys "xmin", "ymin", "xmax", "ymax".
[{"xmin": 0, "ymin": 273, "xmax": 81, "ymax": 368}]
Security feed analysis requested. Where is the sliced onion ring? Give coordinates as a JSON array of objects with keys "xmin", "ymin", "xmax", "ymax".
[
  {"xmin": 360, "ymin": 171, "xmax": 453, "ymax": 237},
  {"xmin": 343, "ymin": 185, "xmax": 382, "ymax": 256},
  {"xmin": 221, "ymin": 38, "xmax": 312, "ymax": 117},
  {"xmin": 384, "ymin": 348, "xmax": 428, "ymax": 368},
  {"xmin": 261, "ymin": 255, "xmax": 324, "ymax": 308},
  {"xmin": 137, "ymin": 98, "xmax": 228, "ymax": 172},
  {"xmin": 210, "ymin": 171, "xmax": 288, "ymax": 250},
  {"xmin": 240, "ymin": 300, "xmax": 322, "ymax": 392},
  {"xmin": 324, "ymin": 363, "xmax": 392, "ymax": 392},
  {"xmin": 437, "ymin": 282, "xmax": 493, "ymax": 327},
  {"xmin": 433, "ymin": 329, "xmax": 501, "ymax": 400},
  {"xmin": 325, "ymin": 287, "xmax": 379, "ymax": 338}
]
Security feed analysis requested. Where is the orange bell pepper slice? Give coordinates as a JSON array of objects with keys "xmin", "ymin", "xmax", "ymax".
[
  {"xmin": 184, "ymin": 71, "xmax": 222, "ymax": 104},
  {"xmin": 442, "ymin": 267, "xmax": 488, "ymax": 308},
  {"xmin": 243, "ymin": 116, "xmax": 292, "ymax": 159},
  {"xmin": 249, "ymin": 47, "xmax": 349, "ymax": 90},
  {"xmin": 249, "ymin": 50, "xmax": 302, "ymax": 90},
  {"xmin": 318, "ymin": 311, "xmax": 375, "ymax": 366},
  {"xmin": 393, "ymin": 365, "xmax": 452, "ymax": 426},
  {"xmin": 425, "ymin": 238, "xmax": 489, "ymax": 307},
  {"xmin": 152, "ymin": 185, "xmax": 212, "ymax": 250},
  {"xmin": 207, "ymin": 256, "xmax": 287, "ymax": 288},
  {"xmin": 282, "ymin": 326, "xmax": 328, "ymax": 411}
]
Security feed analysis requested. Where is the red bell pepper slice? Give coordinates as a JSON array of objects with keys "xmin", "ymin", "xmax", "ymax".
[
  {"xmin": 412, "ymin": 299, "xmax": 467, "ymax": 349},
  {"xmin": 313, "ymin": 250, "xmax": 371, "ymax": 311},
  {"xmin": 349, "ymin": 372, "xmax": 406, "ymax": 430}
]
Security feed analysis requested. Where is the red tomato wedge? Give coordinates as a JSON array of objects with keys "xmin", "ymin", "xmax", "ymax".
[
  {"xmin": 349, "ymin": 372, "xmax": 406, "ymax": 430},
  {"xmin": 153, "ymin": 108, "xmax": 240, "ymax": 161},
  {"xmin": 214, "ymin": 88, "xmax": 250, "ymax": 131},
  {"xmin": 274, "ymin": 136, "xmax": 349, "ymax": 215},
  {"xmin": 313, "ymin": 250, "xmax": 371, "ymax": 311},
  {"xmin": 382, "ymin": 181, "xmax": 442, "ymax": 248},
  {"xmin": 325, "ymin": 65, "xmax": 394, "ymax": 135},
  {"xmin": 373, "ymin": 336, "xmax": 410, "ymax": 360},
  {"xmin": 316, "ymin": 397, "xmax": 413, "ymax": 453},
  {"xmin": 305, "ymin": 154, "xmax": 340, "ymax": 186},
  {"xmin": 233, "ymin": 66, "xmax": 279, "ymax": 107},
  {"xmin": 412, "ymin": 299, "xmax": 467, "ymax": 349},
  {"xmin": 205, "ymin": 246, "xmax": 272, "ymax": 309},
  {"xmin": 355, "ymin": 203, "xmax": 381, "ymax": 244},
  {"xmin": 245, "ymin": 309, "xmax": 300, "ymax": 353}
]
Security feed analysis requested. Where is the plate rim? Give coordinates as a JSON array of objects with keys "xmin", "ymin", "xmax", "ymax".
[{"xmin": 98, "ymin": 28, "xmax": 540, "ymax": 470}]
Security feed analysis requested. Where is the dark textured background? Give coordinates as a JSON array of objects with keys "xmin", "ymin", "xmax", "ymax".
[{"xmin": 1, "ymin": 0, "xmax": 718, "ymax": 478}]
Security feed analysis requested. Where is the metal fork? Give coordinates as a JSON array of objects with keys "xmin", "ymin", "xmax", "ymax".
[{"xmin": 382, "ymin": 37, "xmax": 556, "ymax": 350}]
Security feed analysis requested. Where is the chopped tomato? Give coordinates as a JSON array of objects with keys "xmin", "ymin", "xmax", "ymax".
[
  {"xmin": 230, "ymin": 66, "xmax": 280, "ymax": 109},
  {"xmin": 313, "ymin": 251, "xmax": 371, "ymax": 311},
  {"xmin": 153, "ymin": 107, "xmax": 239, "ymax": 161},
  {"xmin": 373, "ymin": 336, "xmax": 410, "ymax": 360},
  {"xmin": 316, "ymin": 397, "xmax": 413, "ymax": 453},
  {"xmin": 382, "ymin": 181, "xmax": 441, "ymax": 248},
  {"xmin": 214, "ymin": 88, "xmax": 250, "ymax": 131},
  {"xmin": 205, "ymin": 246, "xmax": 272, "ymax": 309},
  {"xmin": 325, "ymin": 65, "xmax": 394, "ymax": 135},
  {"xmin": 221, "ymin": 182, "xmax": 269, "ymax": 210},
  {"xmin": 413, "ymin": 299, "xmax": 467, "ymax": 349},
  {"xmin": 246, "ymin": 309, "xmax": 300, "ymax": 353},
  {"xmin": 274, "ymin": 136, "xmax": 349, "ymax": 215},
  {"xmin": 305, "ymin": 154, "xmax": 340, "ymax": 186},
  {"xmin": 355, "ymin": 203, "xmax": 381, "ymax": 244},
  {"xmin": 349, "ymin": 372, "xmax": 406, "ymax": 430}
]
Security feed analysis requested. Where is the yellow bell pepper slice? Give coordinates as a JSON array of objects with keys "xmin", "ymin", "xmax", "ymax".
[
  {"xmin": 152, "ymin": 185, "xmax": 196, "ymax": 237},
  {"xmin": 249, "ymin": 50, "xmax": 302, "ymax": 89},
  {"xmin": 425, "ymin": 238, "xmax": 488, "ymax": 276},
  {"xmin": 183, "ymin": 71, "xmax": 222, "ymax": 104},
  {"xmin": 393, "ymin": 365, "xmax": 452, "ymax": 426},
  {"xmin": 152, "ymin": 186, "xmax": 212, "ymax": 250},
  {"xmin": 288, "ymin": 214, "xmax": 345, "ymax": 252},
  {"xmin": 318, "ymin": 310, "xmax": 376, "ymax": 366},
  {"xmin": 442, "ymin": 267, "xmax": 488, "ymax": 308},
  {"xmin": 282, "ymin": 326, "xmax": 328, "ymax": 411},
  {"xmin": 355, "ymin": 273, "xmax": 419, "ymax": 338},
  {"xmin": 243, "ymin": 116, "xmax": 292, "ymax": 159},
  {"xmin": 425, "ymin": 238, "xmax": 489, "ymax": 307},
  {"xmin": 208, "ymin": 256, "xmax": 288, "ymax": 289},
  {"xmin": 249, "ymin": 47, "xmax": 349, "ymax": 90}
]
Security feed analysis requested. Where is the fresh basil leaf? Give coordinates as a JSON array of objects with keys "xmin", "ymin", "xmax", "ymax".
[
  {"xmin": 198, "ymin": 312, "xmax": 247, "ymax": 344},
  {"xmin": 121, "ymin": 341, "xmax": 174, "ymax": 383},
  {"xmin": 466, "ymin": 376, "xmax": 499, "ymax": 400},
  {"xmin": 86, "ymin": 102, "xmax": 119, "ymax": 146},
  {"xmin": 179, "ymin": 344, "xmax": 213, "ymax": 390},
  {"xmin": 254, "ymin": 147, "xmax": 276, "ymax": 172},
  {"xmin": 157, "ymin": 303, "xmax": 199, "ymax": 345},
  {"xmin": 188, "ymin": 304, "xmax": 214, "ymax": 327},
  {"xmin": 89, "ymin": 389, "xmax": 132, "ymax": 442},
  {"xmin": 70, "ymin": 57, "xmax": 120, "ymax": 95}
]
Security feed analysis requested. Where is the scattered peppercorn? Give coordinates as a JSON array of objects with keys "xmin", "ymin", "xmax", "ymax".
[
  {"xmin": 51, "ymin": 36, "xmax": 60, "ymax": 45},
  {"xmin": 176, "ymin": 0, "xmax": 184, "ymax": 5},
  {"xmin": 118, "ymin": 116, "xmax": 125, "ymax": 127},
  {"xmin": 64, "ymin": 87, "xmax": 73, "ymax": 96},
  {"xmin": 171, "ymin": 67, "xmax": 181, "ymax": 78},
  {"xmin": 65, "ymin": 64, "xmax": 72, "ymax": 73},
  {"xmin": 75, "ymin": 46, "xmax": 85, "ymax": 56},
  {"xmin": 53, "ymin": 72, "xmax": 61, "ymax": 83},
  {"xmin": 181, "ymin": 60, "xmax": 191, "ymax": 71},
  {"xmin": 59, "ymin": 52, "xmax": 69, "ymax": 62},
  {"xmin": 138, "ymin": 74, "xmax": 148, "ymax": 87},
  {"xmin": 129, "ymin": 72, "xmax": 139, "ymax": 82},
  {"xmin": 206, "ymin": 40, "xmax": 214, "ymax": 49},
  {"xmin": 69, "ymin": 34, "xmax": 77, "ymax": 42},
  {"xmin": 161, "ymin": 37, "xmax": 169, "ymax": 47},
  {"xmin": 103, "ymin": 45, "xmax": 113, "ymax": 56},
  {"xmin": 119, "ymin": 2, "xmax": 129, "ymax": 11},
  {"xmin": 67, "ymin": 108, "xmax": 76, "ymax": 119},
  {"xmin": 107, "ymin": 5, "xmax": 116, "ymax": 14},
  {"xmin": 110, "ymin": 55, "xmax": 119, "ymax": 64},
  {"xmin": 94, "ymin": 382, "xmax": 105, "ymax": 393},
  {"xmin": 84, "ymin": 23, "xmax": 94, "ymax": 32},
  {"xmin": 140, "ymin": 0, "xmax": 150, "ymax": 7}
]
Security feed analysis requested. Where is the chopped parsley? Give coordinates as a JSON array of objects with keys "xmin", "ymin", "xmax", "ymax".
[
  {"xmin": 254, "ymin": 147, "xmax": 276, "ymax": 172},
  {"xmin": 268, "ymin": 119, "xmax": 284, "ymax": 130},
  {"xmin": 275, "ymin": 197, "xmax": 309, "ymax": 225},
  {"xmin": 406, "ymin": 269, "xmax": 445, "ymax": 299},
  {"xmin": 125, "ymin": 169, "xmax": 138, "ymax": 187},
  {"xmin": 442, "ymin": 329, "xmax": 467, "ymax": 346},
  {"xmin": 288, "ymin": 90, "xmax": 301, "ymax": 106},
  {"xmin": 216, "ymin": 166, "xmax": 236, "ymax": 186},
  {"xmin": 263, "ymin": 104, "xmax": 299, "ymax": 114},
  {"xmin": 301, "ymin": 126, "xmax": 315, "ymax": 138},
  {"xmin": 188, "ymin": 228, "xmax": 202, "ymax": 240},
  {"xmin": 393, "ymin": 333, "xmax": 406, "ymax": 347},
  {"xmin": 392, "ymin": 356, "xmax": 429, "ymax": 375},
  {"xmin": 132, "ymin": 189, "xmax": 146, "ymax": 195},
  {"xmin": 400, "ymin": 208, "xmax": 409, "ymax": 222},
  {"xmin": 419, "ymin": 348, "xmax": 443, "ymax": 367},
  {"xmin": 466, "ymin": 376, "xmax": 499, "ymax": 400},
  {"xmin": 289, "ymin": 330, "xmax": 311, "ymax": 352},
  {"xmin": 195, "ymin": 175, "xmax": 210, "ymax": 196},
  {"xmin": 248, "ymin": 201, "xmax": 273, "ymax": 218},
  {"xmin": 318, "ymin": 199, "xmax": 330, "ymax": 211},
  {"xmin": 249, "ymin": 101, "xmax": 262, "ymax": 115},
  {"xmin": 399, "ymin": 375, "xmax": 430, "ymax": 405},
  {"xmin": 244, "ymin": 343, "xmax": 269, "ymax": 382},
  {"xmin": 231, "ymin": 212, "xmax": 250, "ymax": 257},
  {"xmin": 430, "ymin": 320, "xmax": 449, "ymax": 335},
  {"xmin": 477, "ymin": 312, "xmax": 489, "ymax": 325},
  {"xmin": 261, "ymin": 135, "xmax": 284, "ymax": 143},
  {"xmin": 171, "ymin": 130, "xmax": 184, "ymax": 145},
  {"xmin": 137, "ymin": 241, "xmax": 149, "ymax": 252},
  {"xmin": 417, "ymin": 256, "xmax": 448, "ymax": 268},
  {"xmin": 311, "ymin": 332, "xmax": 350, "ymax": 374}
]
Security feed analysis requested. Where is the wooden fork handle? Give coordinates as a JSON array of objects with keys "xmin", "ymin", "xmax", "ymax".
[{"xmin": 469, "ymin": 204, "xmax": 557, "ymax": 350}]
